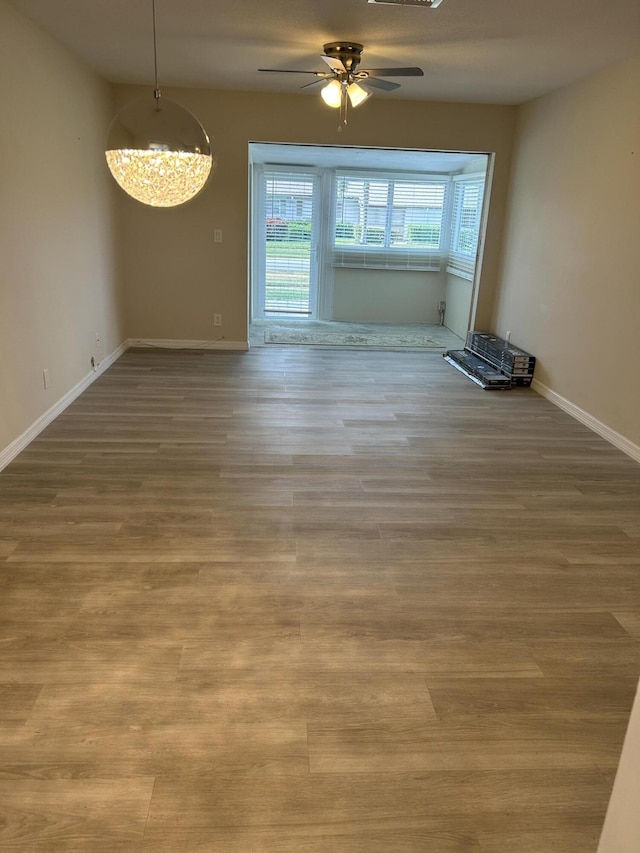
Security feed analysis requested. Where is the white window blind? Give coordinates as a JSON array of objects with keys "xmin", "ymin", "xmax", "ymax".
[
  {"xmin": 447, "ymin": 177, "xmax": 485, "ymax": 280},
  {"xmin": 333, "ymin": 174, "xmax": 446, "ymax": 271},
  {"xmin": 264, "ymin": 171, "xmax": 314, "ymax": 234},
  {"xmin": 263, "ymin": 170, "xmax": 315, "ymax": 315}
]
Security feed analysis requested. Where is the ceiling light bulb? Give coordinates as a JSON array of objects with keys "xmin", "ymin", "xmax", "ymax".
[
  {"xmin": 347, "ymin": 82, "xmax": 371, "ymax": 108},
  {"xmin": 321, "ymin": 80, "xmax": 343, "ymax": 108}
]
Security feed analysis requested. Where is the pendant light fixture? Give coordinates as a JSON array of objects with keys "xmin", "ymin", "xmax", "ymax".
[{"xmin": 105, "ymin": 0, "xmax": 214, "ymax": 207}]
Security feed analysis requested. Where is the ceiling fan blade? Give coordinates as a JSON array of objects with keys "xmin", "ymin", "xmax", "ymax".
[
  {"xmin": 361, "ymin": 77, "xmax": 401, "ymax": 91},
  {"xmin": 300, "ymin": 77, "xmax": 330, "ymax": 89},
  {"xmin": 258, "ymin": 68, "xmax": 321, "ymax": 75},
  {"xmin": 360, "ymin": 67, "xmax": 424, "ymax": 77},
  {"xmin": 321, "ymin": 55, "xmax": 347, "ymax": 73}
]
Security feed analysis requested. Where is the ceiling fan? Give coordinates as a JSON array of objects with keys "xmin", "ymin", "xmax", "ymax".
[{"xmin": 259, "ymin": 42, "xmax": 424, "ymax": 128}]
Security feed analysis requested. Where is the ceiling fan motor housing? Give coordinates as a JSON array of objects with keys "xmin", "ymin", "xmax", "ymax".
[{"xmin": 323, "ymin": 42, "xmax": 364, "ymax": 73}]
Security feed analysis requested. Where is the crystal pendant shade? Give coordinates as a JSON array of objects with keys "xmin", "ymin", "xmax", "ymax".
[{"xmin": 105, "ymin": 95, "xmax": 214, "ymax": 207}]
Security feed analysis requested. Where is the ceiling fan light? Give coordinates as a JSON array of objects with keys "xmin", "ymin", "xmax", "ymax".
[
  {"xmin": 347, "ymin": 82, "xmax": 371, "ymax": 107},
  {"xmin": 321, "ymin": 79, "xmax": 343, "ymax": 108}
]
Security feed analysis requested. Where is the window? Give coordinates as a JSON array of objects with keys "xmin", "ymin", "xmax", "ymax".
[
  {"xmin": 447, "ymin": 175, "xmax": 485, "ymax": 280},
  {"xmin": 333, "ymin": 173, "xmax": 448, "ymax": 270},
  {"xmin": 262, "ymin": 170, "xmax": 318, "ymax": 316}
]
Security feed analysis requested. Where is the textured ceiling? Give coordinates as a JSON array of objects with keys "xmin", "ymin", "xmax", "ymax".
[{"xmin": 9, "ymin": 0, "xmax": 640, "ymax": 104}]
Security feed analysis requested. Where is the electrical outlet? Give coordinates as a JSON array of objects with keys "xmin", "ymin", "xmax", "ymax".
[
  {"xmin": 214, "ymin": 314, "xmax": 222, "ymax": 327},
  {"xmin": 214, "ymin": 229, "xmax": 223, "ymax": 243},
  {"xmin": 95, "ymin": 332, "xmax": 103, "ymax": 351},
  {"xmin": 43, "ymin": 369, "xmax": 50, "ymax": 389}
]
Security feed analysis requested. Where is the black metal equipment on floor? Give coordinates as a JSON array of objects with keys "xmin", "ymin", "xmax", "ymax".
[{"xmin": 444, "ymin": 331, "xmax": 536, "ymax": 390}]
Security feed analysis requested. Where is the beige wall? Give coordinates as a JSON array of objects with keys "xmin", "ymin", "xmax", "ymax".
[
  {"xmin": 333, "ymin": 269, "xmax": 445, "ymax": 324},
  {"xmin": 493, "ymin": 52, "xmax": 640, "ymax": 450},
  {"xmin": 115, "ymin": 85, "xmax": 516, "ymax": 346},
  {"xmin": 0, "ymin": 0, "xmax": 125, "ymax": 458}
]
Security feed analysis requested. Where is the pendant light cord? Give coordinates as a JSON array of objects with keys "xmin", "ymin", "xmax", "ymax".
[{"xmin": 152, "ymin": 0, "xmax": 161, "ymax": 102}]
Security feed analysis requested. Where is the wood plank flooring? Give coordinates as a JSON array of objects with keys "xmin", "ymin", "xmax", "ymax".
[{"xmin": 1, "ymin": 345, "xmax": 639, "ymax": 852}]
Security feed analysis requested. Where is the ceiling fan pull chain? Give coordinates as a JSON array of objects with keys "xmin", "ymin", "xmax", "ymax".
[{"xmin": 339, "ymin": 83, "xmax": 347, "ymax": 131}]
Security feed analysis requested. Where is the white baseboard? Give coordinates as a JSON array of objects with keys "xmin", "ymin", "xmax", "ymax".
[
  {"xmin": 0, "ymin": 342, "xmax": 128, "ymax": 472},
  {"xmin": 532, "ymin": 378, "xmax": 640, "ymax": 464},
  {"xmin": 126, "ymin": 338, "xmax": 249, "ymax": 351}
]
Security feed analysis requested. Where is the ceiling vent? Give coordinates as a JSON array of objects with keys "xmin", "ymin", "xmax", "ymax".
[{"xmin": 368, "ymin": 0, "xmax": 445, "ymax": 7}]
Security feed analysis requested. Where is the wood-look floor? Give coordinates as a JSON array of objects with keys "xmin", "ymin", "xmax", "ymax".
[{"xmin": 1, "ymin": 345, "xmax": 639, "ymax": 852}]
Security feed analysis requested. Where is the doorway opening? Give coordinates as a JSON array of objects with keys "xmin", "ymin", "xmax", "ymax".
[{"xmin": 249, "ymin": 143, "xmax": 492, "ymax": 347}]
